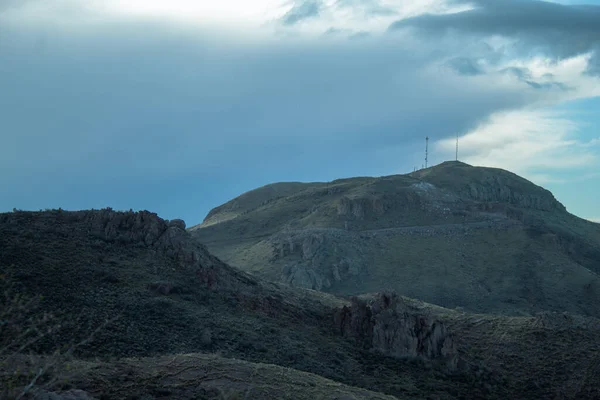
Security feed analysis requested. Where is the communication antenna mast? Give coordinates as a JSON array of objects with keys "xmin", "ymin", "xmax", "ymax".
[
  {"xmin": 425, "ymin": 136, "xmax": 429, "ymax": 168},
  {"xmin": 455, "ymin": 134, "xmax": 459, "ymax": 161}
]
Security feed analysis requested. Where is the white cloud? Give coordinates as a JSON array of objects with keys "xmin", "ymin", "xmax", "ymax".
[
  {"xmin": 432, "ymin": 50, "xmax": 600, "ymax": 186},
  {"xmin": 100, "ymin": 0, "xmax": 281, "ymax": 25},
  {"xmin": 435, "ymin": 108, "xmax": 600, "ymax": 185},
  {"xmin": 587, "ymin": 217, "xmax": 600, "ymax": 223},
  {"xmin": 287, "ymin": 0, "xmax": 473, "ymax": 34},
  {"xmin": 0, "ymin": 0, "xmax": 475, "ymax": 37}
]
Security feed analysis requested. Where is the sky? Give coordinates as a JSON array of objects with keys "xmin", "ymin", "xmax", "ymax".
[{"xmin": 0, "ymin": 0, "xmax": 599, "ymax": 225}]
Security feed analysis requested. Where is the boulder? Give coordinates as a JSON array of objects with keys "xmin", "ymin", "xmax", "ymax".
[{"xmin": 169, "ymin": 219, "xmax": 186, "ymax": 230}]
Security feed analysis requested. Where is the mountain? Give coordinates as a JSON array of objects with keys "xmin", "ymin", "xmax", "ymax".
[
  {"xmin": 190, "ymin": 161, "xmax": 600, "ymax": 317},
  {"xmin": 2, "ymin": 209, "xmax": 600, "ymax": 399}
]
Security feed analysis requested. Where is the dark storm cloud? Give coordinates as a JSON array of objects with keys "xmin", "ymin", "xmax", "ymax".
[
  {"xmin": 389, "ymin": 0, "xmax": 600, "ymax": 75},
  {"xmin": 281, "ymin": 0, "xmax": 321, "ymax": 25},
  {"xmin": 0, "ymin": 22, "xmax": 539, "ymax": 190}
]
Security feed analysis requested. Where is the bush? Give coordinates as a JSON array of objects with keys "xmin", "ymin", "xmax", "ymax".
[{"xmin": 0, "ymin": 274, "xmax": 114, "ymax": 399}]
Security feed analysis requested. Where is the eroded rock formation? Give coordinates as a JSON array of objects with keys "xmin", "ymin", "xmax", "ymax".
[
  {"xmin": 271, "ymin": 232, "xmax": 365, "ymax": 290},
  {"xmin": 459, "ymin": 176, "xmax": 565, "ymax": 212},
  {"xmin": 1, "ymin": 208, "xmax": 256, "ymax": 293},
  {"xmin": 334, "ymin": 293, "xmax": 457, "ymax": 369}
]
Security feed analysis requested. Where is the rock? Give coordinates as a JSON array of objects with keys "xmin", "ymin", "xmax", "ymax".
[
  {"xmin": 336, "ymin": 196, "xmax": 385, "ymax": 219},
  {"xmin": 36, "ymin": 389, "xmax": 96, "ymax": 400},
  {"xmin": 302, "ymin": 235, "xmax": 324, "ymax": 260},
  {"xmin": 462, "ymin": 176, "xmax": 564, "ymax": 212},
  {"xmin": 334, "ymin": 292, "xmax": 457, "ymax": 369},
  {"xmin": 169, "ymin": 219, "xmax": 186, "ymax": 230},
  {"xmin": 283, "ymin": 264, "xmax": 327, "ymax": 290}
]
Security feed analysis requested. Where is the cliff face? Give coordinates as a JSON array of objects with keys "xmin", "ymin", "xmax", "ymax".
[
  {"xmin": 461, "ymin": 177, "xmax": 564, "ymax": 211},
  {"xmin": 270, "ymin": 231, "xmax": 366, "ymax": 291},
  {"xmin": 334, "ymin": 293, "xmax": 458, "ymax": 369},
  {"xmin": 413, "ymin": 161, "xmax": 566, "ymax": 212}
]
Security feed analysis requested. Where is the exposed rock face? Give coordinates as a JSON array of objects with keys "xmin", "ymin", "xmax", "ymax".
[
  {"xmin": 169, "ymin": 219, "xmax": 187, "ymax": 230},
  {"xmin": 337, "ymin": 197, "xmax": 386, "ymax": 219},
  {"xmin": 272, "ymin": 232, "xmax": 366, "ymax": 290},
  {"xmin": 84, "ymin": 210, "xmax": 204, "ymax": 266},
  {"xmin": 334, "ymin": 293, "xmax": 457, "ymax": 369},
  {"xmin": 282, "ymin": 264, "xmax": 329, "ymax": 290},
  {"xmin": 337, "ymin": 193, "xmax": 423, "ymax": 220},
  {"xmin": 459, "ymin": 176, "xmax": 565, "ymax": 212}
]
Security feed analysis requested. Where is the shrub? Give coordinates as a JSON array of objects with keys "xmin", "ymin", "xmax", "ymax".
[{"xmin": 0, "ymin": 274, "xmax": 114, "ymax": 399}]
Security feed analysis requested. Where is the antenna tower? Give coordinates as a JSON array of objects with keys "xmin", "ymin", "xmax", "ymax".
[
  {"xmin": 455, "ymin": 134, "xmax": 459, "ymax": 161},
  {"xmin": 425, "ymin": 136, "xmax": 429, "ymax": 168}
]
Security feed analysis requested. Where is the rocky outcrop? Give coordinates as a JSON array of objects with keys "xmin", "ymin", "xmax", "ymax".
[
  {"xmin": 282, "ymin": 264, "xmax": 329, "ymax": 290},
  {"xmin": 168, "ymin": 219, "xmax": 186, "ymax": 230},
  {"xmin": 337, "ymin": 196, "xmax": 386, "ymax": 219},
  {"xmin": 460, "ymin": 176, "xmax": 565, "ymax": 212},
  {"xmin": 271, "ymin": 232, "xmax": 366, "ymax": 290},
  {"xmin": 334, "ymin": 293, "xmax": 457, "ymax": 369},
  {"xmin": 1, "ymin": 209, "xmax": 257, "ymax": 292},
  {"xmin": 83, "ymin": 209, "xmax": 207, "ymax": 266},
  {"xmin": 336, "ymin": 191, "xmax": 430, "ymax": 218}
]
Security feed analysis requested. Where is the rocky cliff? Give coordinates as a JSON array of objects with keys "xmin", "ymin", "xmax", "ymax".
[
  {"xmin": 412, "ymin": 161, "xmax": 566, "ymax": 212},
  {"xmin": 334, "ymin": 293, "xmax": 458, "ymax": 369}
]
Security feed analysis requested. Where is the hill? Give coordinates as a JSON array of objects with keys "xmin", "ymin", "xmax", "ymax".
[
  {"xmin": 190, "ymin": 161, "xmax": 600, "ymax": 317},
  {"xmin": 1, "ymin": 209, "xmax": 600, "ymax": 399}
]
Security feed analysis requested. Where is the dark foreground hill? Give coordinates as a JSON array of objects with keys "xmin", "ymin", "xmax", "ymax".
[
  {"xmin": 1, "ymin": 209, "xmax": 600, "ymax": 399},
  {"xmin": 190, "ymin": 161, "xmax": 600, "ymax": 317}
]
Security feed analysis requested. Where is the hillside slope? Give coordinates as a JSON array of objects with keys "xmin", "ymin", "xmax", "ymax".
[
  {"xmin": 191, "ymin": 161, "xmax": 600, "ymax": 317},
  {"xmin": 0, "ymin": 209, "xmax": 477, "ymax": 399},
  {"xmin": 1, "ymin": 209, "xmax": 600, "ymax": 399}
]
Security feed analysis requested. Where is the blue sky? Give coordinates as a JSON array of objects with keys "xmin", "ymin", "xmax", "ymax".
[{"xmin": 0, "ymin": 0, "xmax": 599, "ymax": 225}]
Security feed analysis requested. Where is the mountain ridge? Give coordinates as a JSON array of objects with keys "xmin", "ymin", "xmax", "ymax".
[
  {"xmin": 191, "ymin": 162, "xmax": 600, "ymax": 317},
  {"xmin": 2, "ymin": 208, "xmax": 600, "ymax": 399},
  {"xmin": 194, "ymin": 161, "xmax": 566, "ymax": 232}
]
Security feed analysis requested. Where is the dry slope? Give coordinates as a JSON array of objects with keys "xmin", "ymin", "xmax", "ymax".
[
  {"xmin": 1, "ymin": 209, "xmax": 599, "ymax": 399},
  {"xmin": 191, "ymin": 161, "xmax": 600, "ymax": 317}
]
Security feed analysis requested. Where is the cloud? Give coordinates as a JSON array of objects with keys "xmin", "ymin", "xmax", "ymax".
[
  {"xmin": 435, "ymin": 108, "xmax": 600, "ymax": 184},
  {"xmin": 1, "ymin": 0, "xmax": 600, "ymax": 222},
  {"xmin": 281, "ymin": 0, "xmax": 321, "ymax": 25},
  {"xmin": 335, "ymin": 0, "xmax": 398, "ymax": 17},
  {"xmin": 445, "ymin": 57, "xmax": 485, "ymax": 76},
  {"xmin": 389, "ymin": 0, "xmax": 600, "ymax": 75},
  {"xmin": 1, "ymin": 19, "xmax": 556, "ymax": 186},
  {"xmin": 588, "ymin": 218, "xmax": 600, "ymax": 223}
]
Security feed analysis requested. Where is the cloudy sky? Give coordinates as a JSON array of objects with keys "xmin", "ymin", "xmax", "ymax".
[{"xmin": 1, "ymin": 0, "xmax": 599, "ymax": 224}]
